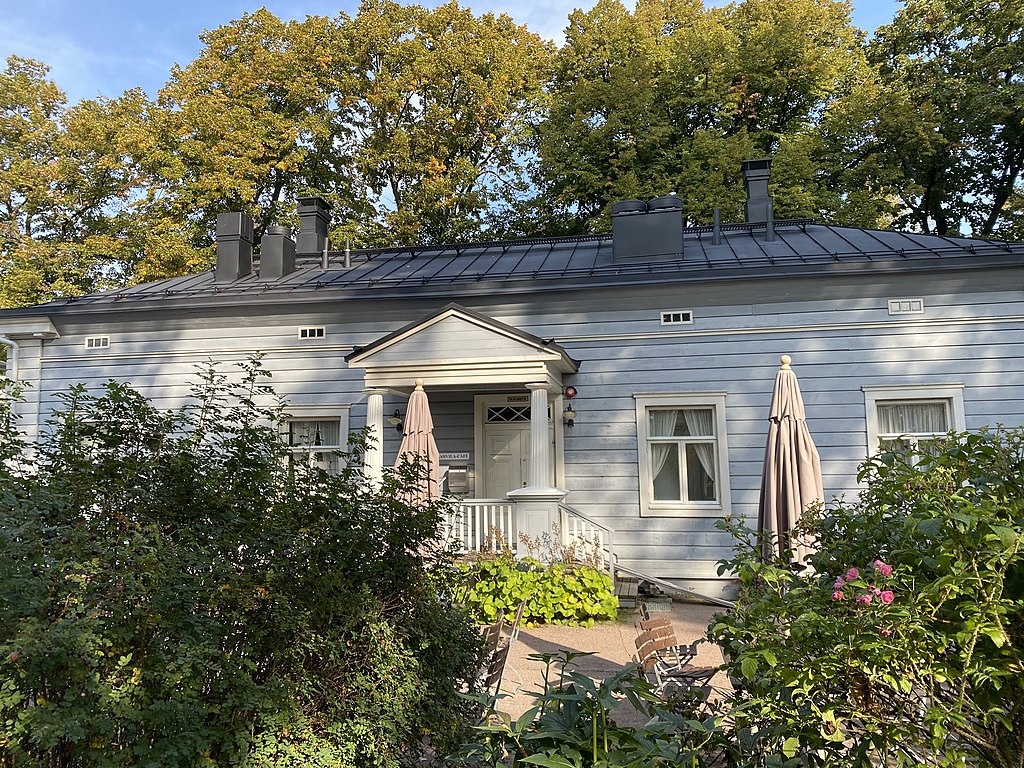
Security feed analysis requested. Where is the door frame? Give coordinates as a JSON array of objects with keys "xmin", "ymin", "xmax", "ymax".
[{"xmin": 474, "ymin": 392, "xmax": 564, "ymax": 497}]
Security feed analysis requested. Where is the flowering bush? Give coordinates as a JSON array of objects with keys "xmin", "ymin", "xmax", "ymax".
[{"xmin": 711, "ymin": 428, "xmax": 1024, "ymax": 767}]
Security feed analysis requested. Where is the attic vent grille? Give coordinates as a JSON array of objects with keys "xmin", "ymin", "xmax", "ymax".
[
  {"xmin": 660, "ymin": 310, "xmax": 693, "ymax": 325},
  {"xmin": 85, "ymin": 336, "xmax": 110, "ymax": 349},
  {"xmin": 888, "ymin": 299, "xmax": 924, "ymax": 315},
  {"xmin": 298, "ymin": 327, "xmax": 326, "ymax": 339}
]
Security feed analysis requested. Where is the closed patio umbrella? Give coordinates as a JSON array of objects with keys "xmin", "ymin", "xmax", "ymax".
[
  {"xmin": 394, "ymin": 378, "xmax": 441, "ymax": 505},
  {"xmin": 757, "ymin": 355, "xmax": 824, "ymax": 565}
]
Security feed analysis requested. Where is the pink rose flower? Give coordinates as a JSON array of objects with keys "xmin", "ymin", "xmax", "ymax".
[
  {"xmin": 832, "ymin": 591, "xmax": 844, "ymax": 601},
  {"xmin": 873, "ymin": 560, "xmax": 893, "ymax": 577},
  {"xmin": 880, "ymin": 628, "xmax": 892, "ymax": 637},
  {"xmin": 834, "ymin": 577, "xmax": 845, "ymax": 590},
  {"xmin": 879, "ymin": 590, "xmax": 895, "ymax": 604},
  {"xmin": 871, "ymin": 586, "xmax": 882, "ymax": 596},
  {"xmin": 845, "ymin": 567, "xmax": 859, "ymax": 582},
  {"xmin": 856, "ymin": 594, "xmax": 872, "ymax": 605}
]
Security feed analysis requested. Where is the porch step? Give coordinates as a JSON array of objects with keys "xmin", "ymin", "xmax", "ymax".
[{"xmin": 614, "ymin": 576, "xmax": 639, "ymax": 608}]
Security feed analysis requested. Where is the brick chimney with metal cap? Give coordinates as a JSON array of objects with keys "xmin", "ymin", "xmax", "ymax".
[
  {"xmin": 742, "ymin": 157, "xmax": 773, "ymax": 223},
  {"xmin": 215, "ymin": 212, "xmax": 253, "ymax": 283},
  {"xmin": 296, "ymin": 196, "xmax": 332, "ymax": 254}
]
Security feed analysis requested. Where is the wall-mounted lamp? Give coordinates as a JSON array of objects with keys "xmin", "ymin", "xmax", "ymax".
[
  {"xmin": 388, "ymin": 409, "xmax": 404, "ymax": 431},
  {"xmin": 562, "ymin": 404, "xmax": 577, "ymax": 428}
]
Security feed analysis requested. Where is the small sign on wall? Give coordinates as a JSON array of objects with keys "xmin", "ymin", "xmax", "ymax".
[{"xmin": 440, "ymin": 452, "xmax": 471, "ymax": 462}]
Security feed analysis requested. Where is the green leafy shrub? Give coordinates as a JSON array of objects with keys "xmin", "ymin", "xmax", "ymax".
[
  {"xmin": 450, "ymin": 650, "xmax": 728, "ymax": 767},
  {"xmin": 711, "ymin": 428, "xmax": 1024, "ymax": 767},
  {"xmin": 0, "ymin": 360, "xmax": 484, "ymax": 767},
  {"xmin": 462, "ymin": 555, "xmax": 618, "ymax": 627}
]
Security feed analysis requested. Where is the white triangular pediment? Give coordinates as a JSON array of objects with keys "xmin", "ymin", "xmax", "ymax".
[{"xmin": 347, "ymin": 305, "xmax": 577, "ymax": 390}]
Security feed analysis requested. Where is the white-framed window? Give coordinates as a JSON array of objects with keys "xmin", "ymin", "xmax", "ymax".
[
  {"xmin": 298, "ymin": 327, "xmax": 325, "ymax": 340},
  {"xmin": 634, "ymin": 393, "xmax": 731, "ymax": 517},
  {"xmin": 863, "ymin": 385, "xmax": 965, "ymax": 454},
  {"xmin": 85, "ymin": 336, "xmax": 110, "ymax": 349},
  {"xmin": 284, "ymin": 407, "xmax": 350, "ymax": 474}
]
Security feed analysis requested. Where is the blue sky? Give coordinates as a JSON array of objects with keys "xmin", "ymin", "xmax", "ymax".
[{"xmin": 1, "ymin": 0, "xmax": 902, "ymax": 105}]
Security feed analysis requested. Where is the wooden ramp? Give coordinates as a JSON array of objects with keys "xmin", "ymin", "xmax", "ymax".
[{"xmin": 614, "ymin": 563, "xmax": 735, "ymax": 609}]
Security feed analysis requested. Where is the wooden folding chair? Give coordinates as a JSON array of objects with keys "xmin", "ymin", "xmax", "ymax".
[
  {"xmin": 482, "ymin": 641, "xmax": 511, "ymax": 697},
  {"xmin": 634, "ymin": 627, "xmax": 718, "ymax": 699},
  {"xmin": 480, "ymin": 615, "xmax": 504, "ymax": 658},
  {"xmin": 477, "ymin": 601, "xmax": 525, "ymax": 696}
]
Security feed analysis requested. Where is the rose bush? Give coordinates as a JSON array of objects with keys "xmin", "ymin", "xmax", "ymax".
[{"xmin": 711, "ymin": 428, "xmax": 1024, "ymax": 767}]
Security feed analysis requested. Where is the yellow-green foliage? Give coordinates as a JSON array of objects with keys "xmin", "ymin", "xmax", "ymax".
[{"xmin": 463, "ymin": 556, "xmax": 618, "ymax": 627}]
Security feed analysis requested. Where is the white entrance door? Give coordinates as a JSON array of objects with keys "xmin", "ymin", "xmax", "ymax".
[
  {"xmin": 483, "ymin": 425, "xmax": 530, "ymax": 497},
  {"xmin": 479, "ymin": 395, "xmax": 555, "ymax": 498}
]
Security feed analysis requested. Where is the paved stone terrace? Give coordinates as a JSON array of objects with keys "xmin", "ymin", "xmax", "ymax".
[{"xmin": 494, "ymin": 599, "xmax": 730, "ymax": 724}]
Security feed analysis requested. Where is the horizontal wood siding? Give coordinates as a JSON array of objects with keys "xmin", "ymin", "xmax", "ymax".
[
  {"xmin": 517, "ymin": 284, "xmax": 1024, "ymax": 581},
  {"xmin": 17, "ymin": 276, "xmax": 1024, "ymax": 585}
]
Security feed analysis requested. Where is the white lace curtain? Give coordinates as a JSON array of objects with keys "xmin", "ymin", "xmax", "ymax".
[
  {"xmin": 649, "ymin": 408, "xmax": 716, "ymax": 500},
  {"xmin": 878, "ymin": 402, "xmax": 948, "ymax": 435},
  {"xmin": 289, "ymin": 418, "xmax": 342, "ymax": 448},
  {"xmin": 682, "ymin": 408, "xmax": 715, "ymax": 482},
  {"xmin": 649, "ymin": 409, "xmax": 678, "ymax": 482}
]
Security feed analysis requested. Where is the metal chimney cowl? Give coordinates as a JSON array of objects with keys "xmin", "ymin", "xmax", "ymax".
[
  {"xmin": 215, "ymin": 212, "xmax": 254, "ymax": 283},
  {"xmin": 296, "ymin": 196, "xmax": 332, "ymax": 254},
  {"xmin": 611, "ymin": 195, "xmax": 684, "ymax": 263},
  {"xmin": 742, "ymin": 157, "xmax": 773, "ymax": 224},
  {"xmin": 260, "ymin": 224, "xmax": 296, "ymax": 280}
]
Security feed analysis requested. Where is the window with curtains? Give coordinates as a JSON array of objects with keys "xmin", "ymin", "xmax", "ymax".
[
  {"xmin": 863, "ymin": 385, "xmax": 965, "ymax": 455},
  {"xmin": 634, "ymin": 394, "xmax": 731, "ymax": 517},
  {"xmin": 285, "ymin": 409, "xmax": 350, "ymax": 475}
]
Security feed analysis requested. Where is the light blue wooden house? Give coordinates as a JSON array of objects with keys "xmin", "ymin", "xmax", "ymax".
[{"xmin": 3, "ymin": 159, "xmax": 1022, "ymax": 600}]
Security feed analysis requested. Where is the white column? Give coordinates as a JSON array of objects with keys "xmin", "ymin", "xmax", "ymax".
[
  {"xmin": 526, "ymin": 382, "xmax": 552, "ymax": 489},
  {"xmin": 508, "ymin": 382, "xmax": 565, "ymax": 558},
  {"xmin": 363, "ymin": 389, "xmax": 386, "ymax": 486}
]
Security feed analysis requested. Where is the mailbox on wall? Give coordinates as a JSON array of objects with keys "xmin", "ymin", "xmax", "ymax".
[{"xmin": 440, "ymin": 452, "xmax": 473, "ymax": 496}]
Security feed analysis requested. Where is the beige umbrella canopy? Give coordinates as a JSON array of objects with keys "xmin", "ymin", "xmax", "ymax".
[
  {"xmin": 757, "ymin": 355, "xmax": 824, "ymax": 565},
  {"xmin": 394, "ymin": 379, "xmax": 441, "ymax": 505}
]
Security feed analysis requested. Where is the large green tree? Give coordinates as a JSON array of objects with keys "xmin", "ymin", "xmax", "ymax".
[
  {"xmin": 338, "ymin": 0, "xmax": 552, "ymax": 245},
  {"xmin": 863, "ymin": 0, "xmax": 1024, "ymax": 238},
  {"xmin": 142, "ymin": 3, "xmax": 551, "ymax": 253},
  {"xmin": 0, "ymin": 57, "xmax": 148, "ymax": 307},
  {"xmin": 146, "ymin": 10, "xmax": 348, "ymax": 268},
  {"xmin": 534, "ymin": 0, "xmax": 872, "ymax": 232}
]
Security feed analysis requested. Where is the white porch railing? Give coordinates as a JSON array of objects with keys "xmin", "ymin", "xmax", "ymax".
[
  {"xmin": 559, "ymin": 502, "xmax": 616, "ymax": 583},
  {"xmin": 443, "ymin": 498, "xmax": 517, "ymax": 553},
  {"xmin": 443, "ymin": 497, "xmax": 616, "ymax": 582}
]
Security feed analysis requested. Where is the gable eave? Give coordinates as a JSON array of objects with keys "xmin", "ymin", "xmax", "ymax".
[{"xmin": 345, "ymin": 303, "xmax": 580, "ymax": 371}]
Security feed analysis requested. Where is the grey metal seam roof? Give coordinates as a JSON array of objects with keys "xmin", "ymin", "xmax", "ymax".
[{"xmin": 5, "ymin": 219, "xmax": 1021, "ymax": 317}]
